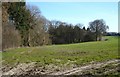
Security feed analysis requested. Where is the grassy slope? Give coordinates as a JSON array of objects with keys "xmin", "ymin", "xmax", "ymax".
[{"xmin": 2, "ymin": 36, "xmax": 119, "ymax": 67}]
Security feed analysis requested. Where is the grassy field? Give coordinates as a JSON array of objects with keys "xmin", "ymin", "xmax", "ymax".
[{"xmin": 2, "ymin": 36, "xmax": 119, "ymax": 68}]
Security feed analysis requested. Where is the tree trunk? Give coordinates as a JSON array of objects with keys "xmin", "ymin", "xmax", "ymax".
[{"xmin": 96, "ymin": 34, "xmax": 98, "ymax": 41}]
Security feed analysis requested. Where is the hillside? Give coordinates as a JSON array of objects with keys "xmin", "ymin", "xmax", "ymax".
[{"xmin": 1, "ymin": 36, "xmax": 119, "ymax": 76}]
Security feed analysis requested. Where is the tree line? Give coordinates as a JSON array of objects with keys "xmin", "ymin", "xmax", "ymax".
[
  {"xmin": 2, "ymin": 2, "xmax": 109, "ymax": 50},
  {"xmin": 2, "ymin": 2, "xmax": 51, "ymax": 50},
  {"xmin": 48, "ymin": 21, "xmax": 95, "ymax": 44},
  {"xmin": 48, "ymin": 19, "xmax": 108, "ymax": 44}
]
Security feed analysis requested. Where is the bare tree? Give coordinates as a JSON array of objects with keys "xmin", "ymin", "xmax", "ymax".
[
  {"xmin": 89, "ymin": 19, "xmax": 109, "ymax": 41},
  {"xmin": 27, "ymin": 5, "xmax": 51, "ymax": 46}
]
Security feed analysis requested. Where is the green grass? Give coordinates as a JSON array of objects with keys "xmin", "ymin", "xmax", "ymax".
[{"xmin": 2, "ymin": 36, "xmax": 119, "ymax": 67}]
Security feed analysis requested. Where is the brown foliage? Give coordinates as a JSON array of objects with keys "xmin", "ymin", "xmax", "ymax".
[{"xmin": 2, "ymin": 3, "xmax": 21, "ymax": 50}]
